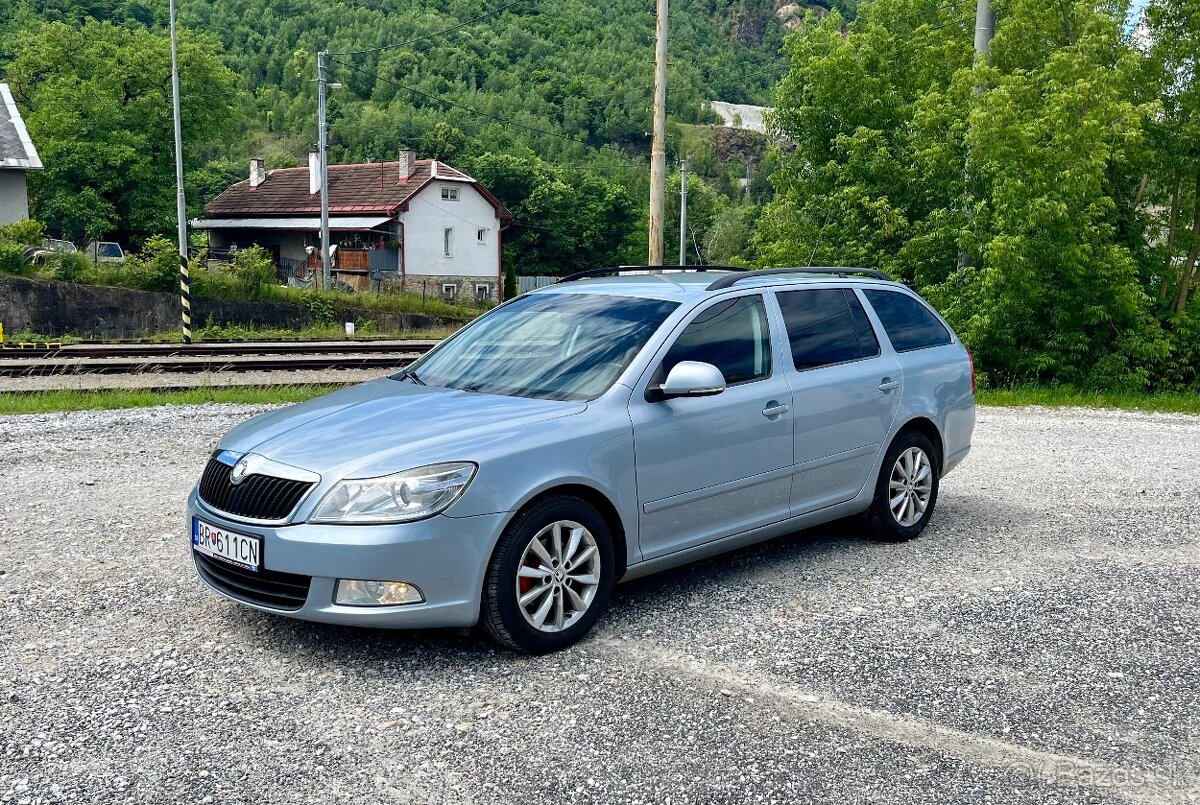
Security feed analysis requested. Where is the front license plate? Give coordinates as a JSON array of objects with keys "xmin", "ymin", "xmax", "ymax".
[{"xmin": 192, "ymin": 517, "xmax": 261, "ymax": 572}]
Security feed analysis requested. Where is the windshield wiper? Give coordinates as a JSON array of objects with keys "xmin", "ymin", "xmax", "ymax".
[{"xmin": 397, "ymin": 367, "xmax": 425, "ymax": 385}]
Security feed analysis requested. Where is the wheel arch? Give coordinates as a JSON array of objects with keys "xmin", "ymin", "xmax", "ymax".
[
  {"xmin": 894, "ymin": 415, "xmax": 944, "ymax": 469},
  {"xmin": 502, "ymin": 483, "xmax": 629, "ymax": 580}
]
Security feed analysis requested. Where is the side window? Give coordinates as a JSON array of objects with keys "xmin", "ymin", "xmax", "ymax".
[
  {"xmin": 776, "ymin": 289, "xmax": 880, "ymax": 371},
  {"xmin": 653, "ymin": 295, "xmax": 771, "ymax": 391},
  {"xmin": 862, "ymin": 290, "xmax": 951, "ymax": 352}
]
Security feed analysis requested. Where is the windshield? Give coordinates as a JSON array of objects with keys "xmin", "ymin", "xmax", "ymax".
[{"xmin": 396, "ymin": 292, "xmax": 679, "ymax": 401}]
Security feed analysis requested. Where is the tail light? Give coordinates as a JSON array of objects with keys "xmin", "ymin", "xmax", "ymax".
[{"xmin": 967, "ymin": 351, "xmax": 976, "ymax": 394}]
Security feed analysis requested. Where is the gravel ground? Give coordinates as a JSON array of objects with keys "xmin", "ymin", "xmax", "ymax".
[{"xmin": 1, "ymin": 404, "xmax": 1198, "ymax": 804}]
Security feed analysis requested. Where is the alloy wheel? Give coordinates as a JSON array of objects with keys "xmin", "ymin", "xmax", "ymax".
[
  {"xmin": 515, "ymin": 520, "xmax": 601, "ymax": 633},
  {"xmin": 889, "ymin": 446, "xmax": 933, "ymax": 527}
]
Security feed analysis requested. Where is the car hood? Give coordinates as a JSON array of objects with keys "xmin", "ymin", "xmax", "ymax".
[{"xmin": 219, "ymin": 378, "xmax": 588, "ymax": 479}]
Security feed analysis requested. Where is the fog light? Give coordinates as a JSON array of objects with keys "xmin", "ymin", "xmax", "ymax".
[{"xmin": 334, "ymin": 579, "xmax": 424, "ymax": 606}]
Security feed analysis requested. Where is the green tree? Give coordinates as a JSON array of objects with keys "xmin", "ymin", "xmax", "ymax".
[
  {"xmin": 5, "ymin": 20, "xmax": 246, "ymax": 244},
  {"xmin": 469, "ymin": 153, "xmax": 638, "ymax": 275},
  {"xmin": 704, "ymin": 204, "xmax": 755, "ymax": 265},
  {"xmin": 759, "ymin": 0, "xmax": 1174, "ymax": 389},
  {"xmin": 503, "ymin": 263, "xmax": 518, "ymax": 300},
  {"xmin": 1143, "ymin": 0, "xmax": 1200, "ymax": 314},
  {"xmin": 419, "ymin": 122, "xmax": 467, "ymax": 162}
]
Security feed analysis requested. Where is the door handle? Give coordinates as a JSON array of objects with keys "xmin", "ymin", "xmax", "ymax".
[
  {"xmin": 878, "ymin": 378, "xmax": 900, "ymax": 393},
  {"xmin": 762, "ymin": 402, "xmax": 790, "ymax": 418}
]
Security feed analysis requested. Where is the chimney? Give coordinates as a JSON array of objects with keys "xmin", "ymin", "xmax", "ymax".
[
  {"xmin": 249, "ymin": 158, "xmax": 265, "ymax": 188},
  {"xmin": 309, "ymin": 151, "xmax": 321, "ymax": 195},
  {"xmin": 398, "ymin": 148, "xmax": 417, "ymax": 181}
]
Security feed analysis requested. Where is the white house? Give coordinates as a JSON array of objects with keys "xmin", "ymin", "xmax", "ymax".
[
  {"xmin": 194, "ymin": 149, "xmax": 512, "ymax": 303},
  {"xmin": 0, "ymin": 83, "xmax": 43, "ymax": 226}
]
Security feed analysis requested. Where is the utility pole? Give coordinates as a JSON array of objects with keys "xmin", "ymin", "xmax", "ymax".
[
  {"xmin": 973, "ymin": 0, "xmax": 995, "ymax": 62},
  {"xmin": 958, "ymin": 0, "xmax": 995, "ymax": 270},
  {"xmin": 317, "ymin": 50, "xmax": 331, "ymax": 290},
  {"xmin": 168, "ymin": 0, "xmax": 191, "ymax": 344},
  {"xmin": 678, "ymin": 155, "xmax": 688, "ymax": 266},
  {"xmin": 648, "ymin": 0, "xmax": 669, "ymax": 267}
]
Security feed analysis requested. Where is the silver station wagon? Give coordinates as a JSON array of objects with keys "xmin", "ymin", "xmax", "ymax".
[{"xmin": 189, "ymin": 267, "xmax": 975, "ymax": 652}]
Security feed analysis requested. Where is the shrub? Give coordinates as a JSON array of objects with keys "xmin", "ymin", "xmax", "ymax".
[
  {"xmin": 0, "ymin": 219, "xmax": 44, "ymax": 247},
  {"xmin": 0, "ymin": 242, "xmax": 28, "ymax": 276},
  {"xmin": 50, "ymin": 252, "xmax": 90, "ymax": 283},
  {"xmin": 230, "ymin": 246, "xmax": 276, "ymax": 300},
  {"xmin": 299, "ymin": 292, "xmax": 336, "ymax": 326},
  {"xmin": 140, "ymin": 235, "xmax": 184, "ymax": 293}
]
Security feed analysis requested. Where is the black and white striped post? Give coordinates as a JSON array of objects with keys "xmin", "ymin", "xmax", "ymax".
[
  {"xmin": 179, "ymin": 256, "xmax": 192, "ymax": 343},
  {"xmin": 168, "ymin": 0, "xmax": 192, "ymax": 344}
]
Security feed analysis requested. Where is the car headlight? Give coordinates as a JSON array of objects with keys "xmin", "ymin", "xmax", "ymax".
[{"xmin": 310, "ymin": 462, "xmax": 477, "ymax": 524}]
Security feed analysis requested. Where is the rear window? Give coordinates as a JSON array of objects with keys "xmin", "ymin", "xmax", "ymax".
[
  {"xmin": 862, "ymin": 290, "xmax": 952, "ymax": 352},
  {"xmin": 776, "ymin": 289, "xmax": 880, "ymax": 371}
]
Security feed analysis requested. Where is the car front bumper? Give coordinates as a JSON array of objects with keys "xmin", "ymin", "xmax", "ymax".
[{"xmin": 187, "ymin": 489, "xmax": 509, "ymax": 629}]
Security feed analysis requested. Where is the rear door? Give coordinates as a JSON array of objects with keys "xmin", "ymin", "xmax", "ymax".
[
  {"xmin": 629, "ymin": 293, "xmax": 794, "ymax": 559},
  {"xmin": 774, "ymin": 287, "xmax": 902, "ymax": 514}
]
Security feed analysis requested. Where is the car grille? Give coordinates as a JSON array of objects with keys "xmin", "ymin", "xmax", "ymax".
[
  {"xmin": 193, "ymin": 551, "xmax": 312, "ymax": 611},
  {"xmin": 197, "ymin": 457, "xmax": 314, "ymax": 521}
]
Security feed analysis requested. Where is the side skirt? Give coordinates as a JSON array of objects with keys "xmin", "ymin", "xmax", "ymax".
[{"xmin": 618, "ymin": 494, "xmax": 872, "ymax": 583}]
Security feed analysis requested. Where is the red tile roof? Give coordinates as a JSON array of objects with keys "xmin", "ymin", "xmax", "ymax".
[{"xmin": 204, "ymin": 159, "xmax": 512, "ymax": 221}]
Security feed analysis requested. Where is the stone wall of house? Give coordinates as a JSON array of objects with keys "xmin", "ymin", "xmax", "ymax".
[
  {"xmin": 0, "ymin": 275, "xmax": 460, "ymax": 339},
  {"xmin": 381, "ymin": 273, "xmax": 498, "ymax": 305}
]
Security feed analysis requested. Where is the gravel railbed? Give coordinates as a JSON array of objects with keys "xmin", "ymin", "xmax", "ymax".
[
  {"xmin": 0, "ymin": 368, "xmax": 393, "ymax": 393},
  {"xmin": 1, "ymin": 404, "xmax": 1197, "ymax": 804}
]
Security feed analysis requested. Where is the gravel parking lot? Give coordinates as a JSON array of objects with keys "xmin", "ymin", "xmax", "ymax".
[{"xmin": 1, "ymin": 404, "xmax": 1198, "ymax": 804}]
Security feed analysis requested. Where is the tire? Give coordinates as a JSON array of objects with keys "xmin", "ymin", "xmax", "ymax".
[
  {"xmin": 864, "ymin": 429, "xmax": 940, "ymax": 543},
  {"xmin": 481, "ymin": 495, "xmax": 615, "ymax": 653}
]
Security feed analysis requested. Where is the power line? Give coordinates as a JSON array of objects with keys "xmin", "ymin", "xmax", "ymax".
[{"xmin": 329, "ymin": 0, "xmax": 528, "ymax": 57}]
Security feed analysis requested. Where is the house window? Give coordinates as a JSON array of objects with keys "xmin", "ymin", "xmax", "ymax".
[
  {"xmin": 442, "ymin": 283, "xmax": 458, "ymax": 301},
  {"xmin": 441, "ymin": 187, "xmax": 460, "ymax": 201},
  {"xmin": 443, "ymin": 227, "xmax": 453, "ymax": 258},
  {"xmin": 477, "ymin": 228, "xmax": 487, "ymax": 244},
  {"xmin": 475, "ymin": 283, "xmax": 490, "ymax": 303}
]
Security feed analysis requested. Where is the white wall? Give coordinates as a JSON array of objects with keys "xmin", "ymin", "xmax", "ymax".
[
  {"xmin": 0, "ymin": 171, "xmax": 30, "ymax": 226},
  {"xmin": 401, "ymin": 182, "xmax": 499, "ymax": 279}
]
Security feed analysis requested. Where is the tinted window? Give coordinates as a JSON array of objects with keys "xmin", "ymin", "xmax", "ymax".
[
  {"xmin": 400, "ymin": 292, "xmax": 679, "ymax": 401},
  {"xmin": 777, "ymin": 289, "xmax": 880, "ymax": 371},
  {"xmin": 863, "ymin": 290, "xmax": 952, "ymax": 352},
  {"xmin": 655, "ymin": 295, "xmax": 771, "ymax": 388}
]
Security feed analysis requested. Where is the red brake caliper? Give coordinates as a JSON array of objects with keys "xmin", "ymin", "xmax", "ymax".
[{"xmin": 519, "ymin": 564, "xmax": 535, "ymax": 594}]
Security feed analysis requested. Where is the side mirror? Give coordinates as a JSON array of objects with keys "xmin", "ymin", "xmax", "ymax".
[{"xmin": 660, "ymin": 361, "xmax": 726, "ymax": 399}]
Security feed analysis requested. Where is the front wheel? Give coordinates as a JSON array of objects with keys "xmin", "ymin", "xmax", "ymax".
[
  {"xmin": 864, "ymin": 430, "xmax": 940, "ymax": 542},
  {"xmin": 481, "ymin": 495, "xmax": 615, "ymax": 653}
]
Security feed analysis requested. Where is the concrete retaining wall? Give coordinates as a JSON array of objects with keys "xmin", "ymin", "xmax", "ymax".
[{"xmin": 0, "ymin": 275, "xmax": 457, "ymax": 339}]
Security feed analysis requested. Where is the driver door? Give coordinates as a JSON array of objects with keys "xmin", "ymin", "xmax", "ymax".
[{"xmin": 629, "ymin": 294, "xmax": 794, "ymax": 559}]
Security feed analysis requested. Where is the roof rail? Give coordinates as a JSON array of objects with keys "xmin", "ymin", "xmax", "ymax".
[
  {"xmin": 705, "ymin": 266, "xmax": 893, "ymax": 291},
  {"xmin": 556, "ymin": 265, "xmax": 751, "ymax": 284}
]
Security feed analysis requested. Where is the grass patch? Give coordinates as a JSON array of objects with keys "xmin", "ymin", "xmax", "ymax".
[
  {"xmin": 978, "ymin": 386, "xmax": 1200, "ymax": 415},
  {"xmin": 2, "ymin": 329, "xmax": 83, "ymax": 345},
  {"xmin": 0, "ymin": 385, "xmax": 340, "ymax": 415}
]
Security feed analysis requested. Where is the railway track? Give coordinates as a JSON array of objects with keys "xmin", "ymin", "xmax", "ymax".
[{"xmin": 0, "ymin": 340, "xmax": 435, "ymax": 379}]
